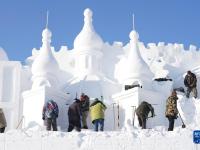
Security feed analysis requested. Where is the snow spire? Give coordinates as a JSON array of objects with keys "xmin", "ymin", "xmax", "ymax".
[
  {"xmin": 123, "ymin": 19, "xmax": 153, "ymax": 88},
  {"xmin": 46, "ymin": 11, "xmax": 49, "ymax": 29},
  {"xmin": 41, "ymin": 11, "xmax": 51, "ymax": 50},
  {"xmin": 83, "ymin": 8, "xmax": 94, "ymax": 31},
  {"xmin": 74, "ymin": 8, "xmax": 103, "ymax": 51},
  {"xmin": 31, "ymin": 14, "xmax": 60, "ymax": 89},
  {"xmin": 132, "ymin": 13, "xmax": 135, "ymax": 31}
]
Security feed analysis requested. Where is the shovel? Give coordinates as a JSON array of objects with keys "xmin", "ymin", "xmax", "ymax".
[{"xmin": 178, "ymin": 112, "xmax": 186, "ymax": 128}]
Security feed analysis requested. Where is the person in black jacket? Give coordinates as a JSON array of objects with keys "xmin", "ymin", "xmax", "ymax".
[
  {"xmin": 68, "ymin": 98, "xmax": 81, "ymax": 132},
  {"xmin": 184, "ymin": 71, "xmax": 198, "ymax": 99},
  {"xmin": 136, "ymin": 101, "xmax": 155, "ymax": 129}
]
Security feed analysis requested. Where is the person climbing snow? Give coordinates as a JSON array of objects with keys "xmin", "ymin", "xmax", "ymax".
[
  {"xmin": 136, "ymin": 101, "xmax": 155, "ymax": 129},
  {"xmin": 184, "ymin": 70, "xmax": 198, "ymax": 99},
  {"xmin": 165, "ymin": 90, "xmax": 178, "ymax": 131}
]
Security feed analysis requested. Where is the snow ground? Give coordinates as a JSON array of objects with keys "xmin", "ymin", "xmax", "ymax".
[
  {"xmin": 0, "ymin": 126, "xmax": 198, "ymax": 150},
  {"xmin": 1, "ymin": 94, "xmax": 200, "ymax": 150}
]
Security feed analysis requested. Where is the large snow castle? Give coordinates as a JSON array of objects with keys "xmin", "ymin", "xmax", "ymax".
[{"xmin": 1, "ymin": 8, "xmax": 200, "ymax": 131}]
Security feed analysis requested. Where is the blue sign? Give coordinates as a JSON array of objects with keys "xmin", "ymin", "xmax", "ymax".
[{"xmin": 193, "ymin": 130, "xmax": 200, "ymax": 144}]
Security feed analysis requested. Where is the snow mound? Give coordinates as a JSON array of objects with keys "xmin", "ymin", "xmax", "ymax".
[{"xmin": 0, "ymin": 127, "xmax": 196, "ymax": 150}]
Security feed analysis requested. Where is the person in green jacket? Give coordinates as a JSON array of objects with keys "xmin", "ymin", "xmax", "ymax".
[{"xmin": 89, "ymin": 98, "xmax": 107, "ymax": 131}]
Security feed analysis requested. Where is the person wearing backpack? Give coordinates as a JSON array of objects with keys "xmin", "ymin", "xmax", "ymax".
[{"xmin": 42, "ymin": 99, "xmax": 59, "ymax": 131}]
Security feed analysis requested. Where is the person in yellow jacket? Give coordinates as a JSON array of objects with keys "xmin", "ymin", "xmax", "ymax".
[{"xmin": 89, "ymin": 98, "xmax": 107, "ymax": 131}]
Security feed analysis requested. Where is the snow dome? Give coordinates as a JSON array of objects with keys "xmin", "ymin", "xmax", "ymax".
[{"xmin": 73, "ymin": 8, "xmax": 103, "ymax": 51}]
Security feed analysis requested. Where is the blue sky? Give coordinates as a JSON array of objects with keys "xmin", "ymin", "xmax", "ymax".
[{"xmin": 0, "ymin": 0, "xmax": 200, "ymax": 62}]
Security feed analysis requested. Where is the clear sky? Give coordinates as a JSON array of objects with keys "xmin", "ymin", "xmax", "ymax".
[{"xmin": 0, "ymin": 0, "xmax": 200, "ymax": 62}]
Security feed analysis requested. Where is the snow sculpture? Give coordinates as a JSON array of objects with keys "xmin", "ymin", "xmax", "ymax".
[
  {"xmin": 73, "ymin": 8, "xmax": 103, "ymax": 76},
  {"xmin": 31, "ymin": 27, "xmax": 60, "ymax": 89}
]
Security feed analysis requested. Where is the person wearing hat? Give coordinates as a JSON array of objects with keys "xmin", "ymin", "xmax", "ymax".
[
  {"xmin": 68, "ymin": 98, "xmax": 82, "ymax": 132},
  {"xmin": 165, "ymin": 90, "xmax": 178, "ymax": 131},
  {"xmin": 0, "ymin": 108, "xmax": 6, "ymax": 133},
  {"xmin": 89, "ymin": 98, "xmax": 107, "ymax": 131},
  {"xmin": 184, "ymin": 70, "xmax": 198, "ymax": 99}
]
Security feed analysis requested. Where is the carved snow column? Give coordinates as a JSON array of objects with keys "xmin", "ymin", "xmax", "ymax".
[
  {"xmin": 73, "ymin": 8, "xmax": 103, "ymax": 77},
  {"xmin": 0, "ymin": 61, "xmax": 22, "ymax": 130}
]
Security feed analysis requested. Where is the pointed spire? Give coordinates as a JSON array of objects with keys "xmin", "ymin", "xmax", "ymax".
[
  {"xmin": 46, "ymin": 11, "xmax": 49, "ymax": 29},
  {"xmin": 133, "ymin": 13, "xmax": 135, "ymax": 31},
  {"xmin": 42, "ymin": 11, "xmax": 52, "ymax": 48},
  {"xmin": 83, "ymin": 8, "xmax": 94, "ymax": 31},
  {"xmin": 31, "ymin": 12, "xmax": 59, "ymax": 89},
  {"xmin": 129, "ymin": 13, "xmax": 139, "ymax": 43},
  {"xmin": 122, "ymin": 14, "xmax": 153, "ymax": 87}
]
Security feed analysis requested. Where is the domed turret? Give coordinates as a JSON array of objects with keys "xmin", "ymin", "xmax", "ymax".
[
  {"xmin": 31, "ymin": 27, "xmax": 60, "ymax": 89},
  {"xmin": 73, "ymin": 8, "xmax": 103, "ymax": 77},
  {"xmin": 74, "ymin": 8, "xmax": 103, "ymax": 51},
  {"xmin": 123, "ymin": 30, "xmax": 153, "ymax": 88}
]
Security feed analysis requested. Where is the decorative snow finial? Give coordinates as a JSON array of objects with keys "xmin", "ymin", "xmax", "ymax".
[
  {"xmin": 84, "ymin": 8, "xmax": 93, "ymax": 26},
  {"xmin": 129, "ymin": 30, "xmax": 139, "ymax": 42},
  {"xmin": 129, "ymin": 14, "xmax": 139, "ymax": 42},
  {"xmin": 46, "ymin": 11, "xmax": 49, "ymax": 29},
  {"xmin": 42, "ymin": 11, "xmax": 52, "ymax": 46},
  {"xmin": 133, "ymin": 13, "xmax": 135, "ymax": 31},
  {"xmin": 73, "ymin": 8, "xmax": 103, "ymax": 51}
]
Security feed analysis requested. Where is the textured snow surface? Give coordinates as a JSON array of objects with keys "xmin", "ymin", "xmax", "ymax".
[
  {"xmin": 1, "ymin": 96, "xmax": 200, "ymax": 150},
  {"xmin": 0, "ymin": 127, "xmax": 197, "ymax": 150}
]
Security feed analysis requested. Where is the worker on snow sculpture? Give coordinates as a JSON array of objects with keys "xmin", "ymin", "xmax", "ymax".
[
  {"xmin": 68, "ymin": 98, "xmax": 82, "ymax": 132},
  {"xmin": 165, "ymin": 90, "xmax": 178, "ymax": 131},
  {"xmin": 42, "ymin": 100, "xmax": 59, "ymax": 131},
  {"xmin": 0, "ymin": 108, "xmax": 7, "ymax": 133},
  {"xmin": 136, "ymin": 101, "xmax": 155, "ymax": 129},
  {"xmin": 80, "ymin": 93, "xmax": 90, "ymax": 129},
  {"xmin": 89, "ymin": 98, "xmax": 107, "ymax": 131},
  {"xmin": 184, "ymin": 70, "xmax": 198, "ymax": 99}
]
